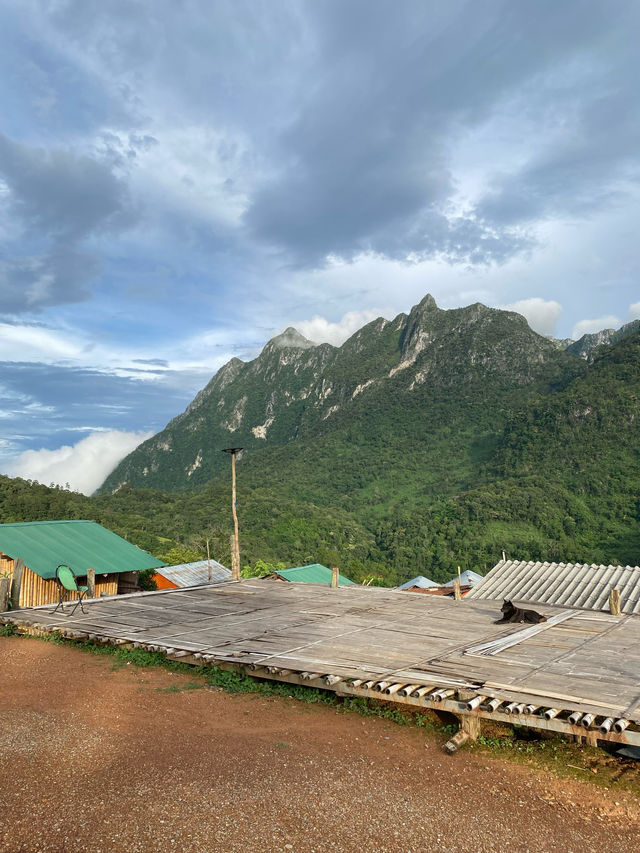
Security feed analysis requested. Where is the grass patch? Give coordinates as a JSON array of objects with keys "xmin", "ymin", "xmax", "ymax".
[{"xmin": 157, "ymin": 681, "xmax": 207, "ymax": 694}]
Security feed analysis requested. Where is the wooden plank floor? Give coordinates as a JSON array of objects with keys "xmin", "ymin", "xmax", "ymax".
[{"xmin": 6, "ymin": 580, "xmax": 640, "ymax": 719}]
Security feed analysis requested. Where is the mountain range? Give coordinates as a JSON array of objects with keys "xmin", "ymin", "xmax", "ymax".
[{"xmin": 87, "ymin": 294, "xmax": 640, "ymax": 583}]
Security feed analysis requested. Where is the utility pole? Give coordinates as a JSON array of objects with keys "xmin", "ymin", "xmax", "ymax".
[{"xmin": 222, "ymin": 448, "xmax": 242, "ymax": 580}]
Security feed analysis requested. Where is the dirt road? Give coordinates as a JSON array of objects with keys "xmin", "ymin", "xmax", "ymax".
[{"xmin": 1, "ymin": 636, "xmax": 638, "ymax": 853}]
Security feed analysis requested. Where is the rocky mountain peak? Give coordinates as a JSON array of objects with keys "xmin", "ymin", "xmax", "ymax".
[{"xmin": 264, "ymin": 327, "xmax": 316, "ymax": 352}]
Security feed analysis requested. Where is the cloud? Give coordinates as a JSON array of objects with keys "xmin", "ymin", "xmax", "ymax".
[
  {"xmin": 291, "ymin": 309, "xmax": 383, "ymax": 347},
  {"xmin": 0, "ymin": 132, "xmax": 132, "ymax": 312},
  {"xmin": 499, "ymin": 298, "xmax": 563, "ymax": 336},
  {"xmin": 572, "ymin": 315, "xmax": 621, "ymax": 339},
  {"xmin": 629, "ymin": 301, "xmax": 640, "ymax": 320},
  {"xmin": 5, "ymin": 429, "xmax": 152, "ymax": 495}
]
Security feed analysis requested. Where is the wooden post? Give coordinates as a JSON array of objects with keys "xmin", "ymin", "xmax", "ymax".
[
  {"xmin": 87, "ymin": 568, "xmax": 96, "ymax": 599},
  {"xmin": 206, "ymin": 539, "xmax": 212, "ymax": 583},
  {"xmin": 453, "ymin": 578, "xmax": 462, "ymax": 600},
  {"xmin": 221, "ymin": 449, "xmax": 242, "ymax": 580},
  {"xmin": 609, "ymin": 587, "xmax": 621, "ymax": 616},
  {"xmin": 0, "ymin": 577, "xmax": 10, "ymax": 611},
  {"xmin": 222, "ymin": 447, "xmax": 243, "ymax": 581},
  {"xmin": 331, "ymin": 567, "xmax": 339, "ymax": 589},
  {"xmin": 11, "ymin": 559, "xmax": 24, "ymax": 610},
  {"xmin": 230, "ymin": 534, "xmax": 239, "ymax": 579}
]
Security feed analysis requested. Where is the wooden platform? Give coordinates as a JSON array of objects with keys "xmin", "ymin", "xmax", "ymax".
[{"xmin": 3, "ymin": 580, "xmax": 640, "ymax": 748}]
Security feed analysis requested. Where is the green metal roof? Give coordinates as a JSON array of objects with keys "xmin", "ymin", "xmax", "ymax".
[
  {"xmin": 274, "ymin": 563, "xmax": 355, "ymax": 585},
  {"xmin": 0, "ymin": 520, "xmax": 165, "ymax": 580}
]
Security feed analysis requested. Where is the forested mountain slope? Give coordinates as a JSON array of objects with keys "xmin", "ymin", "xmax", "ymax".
[{"xmin": 100, "ymin": 294, "xmax": 580, "ymax": 500}]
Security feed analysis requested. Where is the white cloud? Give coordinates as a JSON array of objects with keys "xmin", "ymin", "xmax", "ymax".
[
  {"xmin": 629, "ymin": 301, "xmax": 640, "ymax": 320},
  {"xmin": 4, "ymin": 429, "xmax": 151, "ymax": 495},
  {"xmin": 292, "ymin": 309, "xmax": 383, "ymax": 347},
  {"xmin": 498, "ymin": 297, "xmax": 563, "ymax": 336},
  {"xmin": 0, "ymin": 321, "xmax": 83, "ymax": 361},
  {"xmin": 572, "ymin": 315, "xmax": 621, "ymax": 340}
]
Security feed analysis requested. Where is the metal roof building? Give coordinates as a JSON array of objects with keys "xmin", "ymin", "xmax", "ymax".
[
  {"xmin": 397, "ymin": 575, "xmax": 439, "ymax": 590},
  {"xmin": 466, "ymin": 558, "xmax": 640, "ymax": 615},
  {"xmin": 443, "ymin": 570, "xmax": 484, "ymax": 588},
  {"xmin": 0, "ymin": 520, "xmax": 164, "ymax": 580},
  {"xmin": 0, "ymin": 520, "xmax": 165, "ymax": 608},
  {"xmin": 153, "ymin": 559, "xmax": 231, "ymax": 589},
  {"xmin": 273, "ymin": 564, "xmax": 355, "ymax": 586}
]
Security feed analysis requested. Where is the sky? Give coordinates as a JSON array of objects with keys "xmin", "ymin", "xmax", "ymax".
[{"xmin": 1, "ymin": 0, "xmax": 639, "ymax": 494}]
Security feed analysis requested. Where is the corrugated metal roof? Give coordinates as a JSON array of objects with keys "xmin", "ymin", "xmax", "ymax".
[
  {"xmin": 0, "ymin": 520, "xmax": 165, "ymax": 580},
  {"xmin": 156, "ymin": 559, "xmax": 231, "ymax": 587},
  {"xmin": 397, "ymin": 575, "xmax": 439, "ymax": 590},
  {"xmin": 466, "ymin": 559, "xmax": 640, "ymax": 615},
  {"xmin": 275, "ymin": 564, "xmax": 355, "ymax": 585},
  {"xmin": 442, "ymin": 570, "xmax": 484, "ymax": 587}
]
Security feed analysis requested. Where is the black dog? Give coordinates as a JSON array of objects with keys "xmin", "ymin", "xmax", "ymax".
[{"xmin": 495, "ymin": 598, "xmax": 547, "ymax": 624}]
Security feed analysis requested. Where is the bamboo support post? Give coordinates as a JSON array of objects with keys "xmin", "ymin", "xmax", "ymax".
[
  {"xmin": 331, "ymin": 567, "xmax": 339, "ymax": 589},
  {"xmin": 87, "ymin": 568, "xmax": 96, "ymax": 599},
  {"xmin": 11, "ymin": 559, "xmax": 25, "ymax": 609},
  {"xmin": 609, "ymin": 587, "xmax": 621, "ymax": 616},
  {"xmin": 0, "ymin": 577, "xmax": 10, "ymax": 612},
  {"xmin": 453, "ymin": 578, "xmax": 461, "ymax": 600},
  {"xmin": 443, "ymin": 714, "xmax": 481, "ymax": 754}
]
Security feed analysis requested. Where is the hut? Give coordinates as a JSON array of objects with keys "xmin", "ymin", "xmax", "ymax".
[
  {"xmin": 442, "ymin": 569, "xmax": 483, "ymax": 588},
  {"xmin": 396, "ymin": 575, "xmax": 439, "ymax": 591},
  {"xmin": 153, "ymin": 559, "xmax": 231, "ymax": 589},
  {"xmin": 268, "ymin": 563, "xmax": 355, "ymax": 586},
  {"xmin": 0, "ymin": 520, "xmax": 165, "ymax": 609}
]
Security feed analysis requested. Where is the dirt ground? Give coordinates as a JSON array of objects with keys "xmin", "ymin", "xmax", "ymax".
[{"xmin": 1, "ymin": 637, "xmax": 639, "ymax": 853}]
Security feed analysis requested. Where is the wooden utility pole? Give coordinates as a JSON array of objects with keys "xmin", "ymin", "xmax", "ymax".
[
  {"xmin": 206, "ymin": 539, "xmax": 212, "ymax": 583},
  {"xmin": 222, "ymin": 448, "xmax": 243, "ymax": 581}
]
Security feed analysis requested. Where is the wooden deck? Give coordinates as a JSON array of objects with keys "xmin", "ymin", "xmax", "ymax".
[{"xmin": 3, "ymin": 579, "xmax": 640, "ymax": 749}]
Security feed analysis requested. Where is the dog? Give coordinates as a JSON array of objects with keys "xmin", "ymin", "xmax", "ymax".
[{"xmin": 495, "ymin": 598, "xmax": 547, "ymax": 624}]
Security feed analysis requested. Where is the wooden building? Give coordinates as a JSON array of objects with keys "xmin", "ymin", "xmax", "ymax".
[
  {"xmin": 153, "ymin": 559, "xmax": 231, "ymax": 590},
  {"xmin": 0, "ymin": 520, "xmax": 165, "ymax": 609},
  {"xmin": 267, "ymin": 563, "xmax": 355, "ymax": 585}
]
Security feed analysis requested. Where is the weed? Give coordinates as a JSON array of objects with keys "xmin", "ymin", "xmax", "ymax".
[
  {"xmin": 0, "ymin": 623, "xmax": 17, "ymax": 637},
  {"xmin": 157, "ymin": 681, "xmax": 205, "ymax": 694}
]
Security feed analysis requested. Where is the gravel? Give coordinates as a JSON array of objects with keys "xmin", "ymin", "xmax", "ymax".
[{"xmin": 1, "ymin": 637, "xmax": 638, "ymax": 852}]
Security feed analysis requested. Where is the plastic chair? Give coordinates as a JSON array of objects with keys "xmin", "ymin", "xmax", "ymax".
[{"xmin": 52, "ymin": 564, "xmax": 88, "ymax": 616}]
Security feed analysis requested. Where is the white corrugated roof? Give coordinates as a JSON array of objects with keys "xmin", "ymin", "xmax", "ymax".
[
  {"xmin": 397, "ymin": 575, "xmax": 439, "ymax": 590},
  {"xmin": 156, "ymin": 559, "xmax": 231, "ymax": 588},
  {"xmin": 466, "ymin": 559, "xmax": 640, "ymax": 615},
  {"xmin": 442, "ymin": 570, "xmax": 484, "ymax": 587}
]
